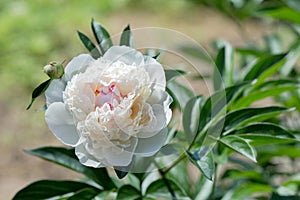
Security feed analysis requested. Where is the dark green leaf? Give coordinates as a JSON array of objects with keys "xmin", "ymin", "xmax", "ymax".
[
  {"xmin": 91, "ymin": 19, "xmax": 113, "ymax": 54},
  {"xmin": 67, "ymin": 187, "xmax": 101, "ymax": 200},
  {"xmin": 214, "ymin": 42, "xmax": 234, "ymax": 90},
  {"xmin": 183, "ymin": 96, "xmax": 203, "ymax": 143},
  {"xmin": 77, "ymin": 31, "xmax": 101, "ymax": 59},
  {"xmin": 26, "ymin": 147, "xmax": 115, "ymax": 189},
  {"xmin": 238, "ymin": 134, "xmax": 299, "ymax": 146},
  {"xmin": 271, "ymin": 193, "xmax": 300, "ymax": 200},
  {"xmin": 13, "ymin": 180, "xmax": 100, "ymax": 200},
  {"xmin": 164, "ymin": 69, "xmax": 187, "ymax": 82},
  {"xmin": 187, "ymin": 148, "xmax": 214, "ymax": 180},
  {"xmin": 145, "ymin": 179, "xmax": 186, "ymax": 199},
  {"xmin": 223, "ymin": 106, "xmax": 291, "ymax": 132},
  {"xmin": 120, "ymin": 24, "xmax": 133, "ymax": 47},
  {"xmin": 27, "ymin": 79, "xmax": 52, "ymax": 110},
  {"xmin": 243, "ymin": 53, "xmax": 286, "ymax": 81},
  {"xmin": 116, "ymin": 185, "xmax": 140, "ymax": 200},
  {"xmin": 114, "ymin": 169, "xmax": 128, "ymax": 179},
  {"xmin": 167, "ymin": 80, "xmax": 194, "ymax": 110},
  {"xmin": 229, "ymin": 122, "xmax": 294, "ymax": 138},
  {"xmin": 219, "ymin": 135, "xmax": 257, "ymax": 162}
]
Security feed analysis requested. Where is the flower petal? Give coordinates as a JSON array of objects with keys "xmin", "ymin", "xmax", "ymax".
[
  {"xmin": 45, "ymin": 102, "xmax": 79, "ymax": 146},
  {"xmin": 103, "ymin": 46, "xmax": 144, "ymax": 66},
  {"xmin": 134, "ymin": 127, "xmax": 167, "ymax": 157},
  {"xmin": 143, "ymin": 56, "xmax": 166, "ymax": 90},
  {"xmin": 75, "ymin": 143, "xmax": 105, "ymax": 168},
  {"xmin": 45, "ymin": 79, "xmax": 66, "ymax": 106},
  {"xmin": 64, "ymin": 54, "xmax": 95, "ymax": 82}
]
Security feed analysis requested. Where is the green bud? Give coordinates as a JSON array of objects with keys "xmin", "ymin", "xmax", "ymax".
[{"xmin": 43, "ymin": 61, "xmax": 64, "ymax": 79}]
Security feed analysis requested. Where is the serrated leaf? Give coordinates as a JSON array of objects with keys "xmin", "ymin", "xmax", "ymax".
[
  {"xmin": 183, "ymin": 96, "xmax": 203, "ymax": 143},
  {"xmin": 77, "ymin": 31, "xmax": 101, "ymax": 59},
  {"xmin": 27, "ymin": 79, "xmax": 52, "ymax": 110},
  {"xmin": 167, "ymin": 80, "xmax": 194, "ymax": 110},
  {"xmin": 120, "ymin": 24, "xmax": 133, "ymax": 47},
  {"xmin": 187, "ymin": 148, "xmax": 215, "ymax": 180},
  {"xmin": 116, "ymin": 185, "xmax": 140, "ymax": 200},
  {"xmin": 91, "ymin": 19, "xmax": 113, "ymax": 54},
  {"xmin": 13, "ymin": 180, "xmax": 101, "ymax": 200},
  {"xmin": 26, "ymin": 147, "xmax": 115, "ymax": 189},
  {"xmin": 243, "ymin": 53, "xmax": 286, "ymax": 81},
  {"xmin": 219, "ymin": 135, "xmax": 257, "ymax": 162},
  {"xmin": 164, "ymin": 69, "xmax": 187, "ymax": 82}
]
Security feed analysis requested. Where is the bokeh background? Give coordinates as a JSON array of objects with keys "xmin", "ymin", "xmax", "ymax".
[{"xmin": 0, "ymin": 0, "xmax": 286, "ymax": 199}]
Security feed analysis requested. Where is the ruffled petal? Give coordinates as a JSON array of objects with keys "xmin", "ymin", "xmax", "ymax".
[
  {"xmin": 64, "ymin": 54, "xmax": 95, "ymax": 82},
  {"xmin": 143, "ymin": 56, "xmax": 166, "ymax": 90},
  {"xmin": 134, "ymin": 127, "xmax": 167, "ymax": 157},
  {"xmin": 75, "ymin": 143, "xmax": 105, "ymax": 168},
  {"xmin": 103, "ymin": 46, "xmax": 144, "ymax": 66},
  {"xmin": 45, "ymin": 102, "xmax": 79, "ymax": 146},
  {"xmin": 45, "ymin": 79, "xmax": 66, "ymax": 106}
]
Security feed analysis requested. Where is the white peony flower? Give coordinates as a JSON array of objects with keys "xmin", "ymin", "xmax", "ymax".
[{"xmin": 45, "ymin": 46, "xmax": 172, "ymax": 168}]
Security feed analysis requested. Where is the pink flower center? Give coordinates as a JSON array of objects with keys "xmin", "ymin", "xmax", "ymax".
[{"xmin": 94, "ymin": 83, "xmax": 121, "ymax": 110}]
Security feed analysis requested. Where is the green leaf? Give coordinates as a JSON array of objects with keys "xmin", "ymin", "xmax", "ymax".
[
  {"xmin": 223, "ymin": 182, "xmax": 272, "ymax": 200},
  {"xmin": 259, "ymin": 7, "xmax": 300, "ymax": 24},
  {"xmin": 13, "ymin": 180, "xmax": 101, "ymax": 200},
  {"xmin": 26, "ymin": 147, "xmax": 115, "ymax": 189},
  {"xmin": 145, "ymin": 179, "xmax": 187, "ymax": 199},
  {"xmin": 187, "ymin": 148, "xmax": 215, "ymax": 180},
  {"xmin": 283, "ymin": 0, "xmax": 300, "ymax": 13},
  {"xmin": 116, "ymin": 185, "xmax": 140, "ymax": 200},
  {"xmin": 67, "ymin": 187, "xmax": 101, "ymax": 200},
  {"xmin": 183, "ymin": 96, "xmax": 204, "ymax": 143},
  {"xmin": 120, "ymin": 24, "xmax": 133, "ymax": 47},
  {"xmin": 167, "ymin": 80, "xmax": 194, "ymax": 110},
  {"xmin": 27, "ymin": 79, "xmax": 52, "ymax": 110},
  {"xmin": 232, "ymin": 84, "xmax": 299, "ymax": 109},
  {"xmin": 223, "ymin": 106, "xmax": 291, "ymax": 132},
  {"xmin": 114, "ymin": 169, "xmax": 128, "ymax": 179},
  {"xmin": 77, "ymin": 31, "xmax": 101, "ymax": 59},
  {"xmin": 237, "ymin": 134, "xmax": 299, "ymax": 146},
  {"xmin": 229, "ymin": 122, "xmax": 294, "ymax": 138},
  {"xmin": 164, "ymin": 69, "xmax": 187, "ymax": 82},
  {"xmin": 214, "ymin": 42, "xmax": 234, "ymax": 90},
  {"xmin": 91, "ymin": 19, "xmax": 113, "ymax": 54},
  {"xmin": 219, "ymin": 135, "xmax": 257, "ymax": 162},
  {"xmin": 243, "ymin": 53, "xmax": 286, "ymax": 81}
]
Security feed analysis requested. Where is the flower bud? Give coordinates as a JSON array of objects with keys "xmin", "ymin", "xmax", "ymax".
[{"xmin": 43, "ymin": 61, "xmax": 64, "ymax": 79}]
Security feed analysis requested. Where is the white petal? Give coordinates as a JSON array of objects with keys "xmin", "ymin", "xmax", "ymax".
[
  {"xmin": 134, "ymin": 128, "xmax": 167, "ymax": 157},
  {"xmin": 45, "ymin": 102, "xmax": 79, "ymax": 146},
  {"xmin": 75, "ymin": 143, "xmax": 105, "ymax": 168},
  {"xmin": 143, "ymin": 56, "xmax": 166, "ymax": 90},
  {"xmin": 103, "ymin": 46, "xmax": 144, "ymax": 66},
  {"xmin": 45, "ymin": 79, "xmax": 66, "ymax": 106},
  {"xmin": 64, "ymin": 54, "xmax": 95, "ymax": 82}
]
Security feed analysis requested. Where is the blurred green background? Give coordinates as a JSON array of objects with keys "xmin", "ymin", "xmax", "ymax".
[{"xmin": 0, "ymin": 0, "xmax": 289, "ymax": 199}]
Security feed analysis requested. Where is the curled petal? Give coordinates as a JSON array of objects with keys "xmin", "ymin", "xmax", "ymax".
[
  {"xmin": 134, "ymin": 127, "xmax": 168, "ymax": 157},
  {"xmin": 103, "ymin": 46, "xmax": 144, "ymax": 66},
  {"xmin": 64, "ymin": 54, "xmax": 95, "ymax": 82},
  {"xmin": 143, "ymin": 56, "xmax": 166, "ymax": 90},
  {"xmin": 45, "ymin": 79, "xmax": 66, "ymax": 106},
  {"xmin": 45, "ymin": 102, "xmax": 79, "ymax": 146},
  {"xmin": 75, "ymin": 143, "xmax": 105, "ymax": 168}
]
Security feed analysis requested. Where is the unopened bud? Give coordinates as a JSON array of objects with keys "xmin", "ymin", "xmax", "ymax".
[{"xmin": 43, "ymin": 61, "xmax": 64, "ymax": 79}]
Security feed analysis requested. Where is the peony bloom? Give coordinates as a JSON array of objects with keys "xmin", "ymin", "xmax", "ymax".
[{"xmin": 45, "ymin": 46, "xmax": 172, "ymax": 167}]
